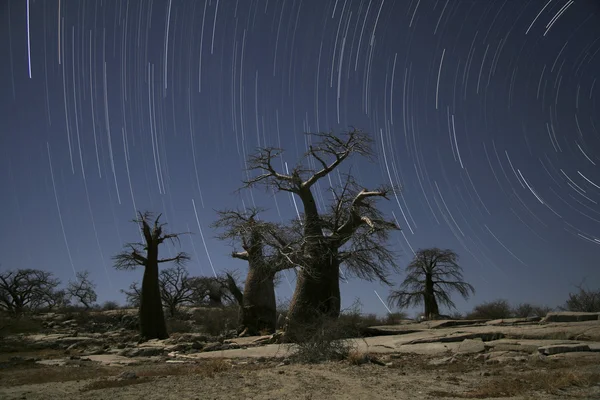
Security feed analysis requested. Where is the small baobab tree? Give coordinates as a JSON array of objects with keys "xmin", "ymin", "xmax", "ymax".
[
  {"xmin": 66, "ymin": 271, "xmax": 97, "ymax": 310},
  {"xmin": 242, "ymin": 129, "xmax": 399, "ymax": 340},
  {"xmin": 212, "ymin": 208, "xmax": 295, "ymax": 335},
  {"xmin": 388, "ymin": 248, "xmax": 474, "ymax": 320},
  {"xmin": 113, "ymin": 212, "xmax": 190, "ymax": 340}
]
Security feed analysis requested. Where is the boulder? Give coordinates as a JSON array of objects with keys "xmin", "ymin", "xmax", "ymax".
[
  {"xmin": 542, "ymin": 312, "xmax": 600, "ymax": 323},
  {"xmin": 538, "ymin": 343, "xmax": 590, "ymax": 355},
  {"xmin": 455, "ymin": 338, "xmax": 485, "ymax": 354}
]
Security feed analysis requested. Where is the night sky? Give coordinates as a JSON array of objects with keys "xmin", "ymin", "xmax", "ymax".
[{"xmin": 1, "ymin": 0, "xmax": 599, "ymax": 316}]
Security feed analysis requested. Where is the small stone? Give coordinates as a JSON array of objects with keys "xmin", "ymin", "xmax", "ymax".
[
  {"xmin": 118, "ymin": 371, "xmax": 138, "ymax": 380},
  {"xmin": 480, "ymin": 371, "xmax": 490, "ymax": 377},
  {"xmin": 456, "ymin": 338, "xmax": 485, "ymax": 354}
]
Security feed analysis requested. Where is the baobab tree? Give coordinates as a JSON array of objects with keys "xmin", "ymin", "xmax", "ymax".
[
  {"xmin": 113, "ymin": 212, "xmax": 189, "ymax": 340},
  {"xmin": 0, "ymin": 269, "xmax": 61, "ymax": 315},
  {"xmin": 66, "ymin": 271, "xmax": 97, "ymax": 310},
  {"xmin": 388, "ymin": 248, "xmax": 474, "ymax": 320},
  {"xmin": 212, "ymin": 208, "xmax": 296, "ymax": 335},
  {"xmin": 243, "ymin": 129, "xmax": 399, "ymax": 340}
]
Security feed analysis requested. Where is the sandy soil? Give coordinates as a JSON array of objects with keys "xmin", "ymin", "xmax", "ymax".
[{"xmin": 1, "ymin": 351, "xmax": 599, "ymax": 400}]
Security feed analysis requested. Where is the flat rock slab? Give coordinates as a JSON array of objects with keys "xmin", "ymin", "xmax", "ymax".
[
  {"xmin": 538, "ymin": 343, "xmax": 590, "ymax": 355},
  {"xmin": 542, "ymin": 312, "xmax": 600, "ymax": 323},
  {"xmin": 80, "ymin": 354, "xmax": 140, "ymax": 365},
  {"xmin": 486, "ymin": 317, "xmax": 541, "ymax": 325}
]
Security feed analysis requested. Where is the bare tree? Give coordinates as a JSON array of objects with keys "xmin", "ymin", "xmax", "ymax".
[
  {"xmin": 0, "ymin": 269, "xmax": 61, "ymax": 315},
  {"xmin": 66, "ymin": 271, "xmax": 97, "ymax": 310},
  {"xmin": 242, "ymin": 129, "xmax": 399, "ymax": 340},
  {"xmin": 158, "ymin": 265, "xmax": 198, "ymax": 317},
  {"xmin": 212, "ymin": 208, "xmax": 295, "ymax": 335},
  {"xmin": 122, "ymin": 282, "xmax": 142, "ymax": 308},
  {"xmin": 388, "ymin": 248, "xmax": 474, "ymax": 320},
  {"xmin": 113, "ymin": 212, "xmax": 190, "ymax": 340},
  {"xmin": 562, "ymin": 284, "xmax": 600, "ymax": 312}
]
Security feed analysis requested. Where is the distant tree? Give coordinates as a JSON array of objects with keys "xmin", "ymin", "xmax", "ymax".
[
  {"xmin": 212, "ymin": 207, "xmax": 295, "ymax": 335},
  {"xmin": 512, "ymin": 303, "xmax": 553, "ymax": 318},
  {"xmin": 66, "ymin": 271, "xmax": 98, "ymax": 310},
  {"xmin": 0, "ymin": 269, "xmax": 61, "ymax": 315},
  {"xmin": 158, "ymin": 265, "xmax": 198, "ymax": 317},
  {"xmin": 562, "ymin": 284, "xmax": 600, "ymax": 312},
  {"xmin": 388, "ymin": 248, "xmax": 474, "ymax": 320},
  {"xmin": 45, "ymin": 289, "xmax": 70, "ymax": 311},
  {"xmin": 113, "ymin": 212, "xmax": 190, "ymax": 340},
  {"xmin": 122, "ymin": 282, "xmax": 142, "ymax": 308},
  {"xmin": 242, "ymin": 129, "xmax": 399, "ymax": 341},
  {"xmin": 467, "ymin": 299, "xmax": 512, "ymax": 320}
]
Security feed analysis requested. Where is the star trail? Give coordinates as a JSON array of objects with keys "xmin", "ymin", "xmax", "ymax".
[{"xmin": 1, "ymin": 0, "xmax": 599, "ymax": 314}]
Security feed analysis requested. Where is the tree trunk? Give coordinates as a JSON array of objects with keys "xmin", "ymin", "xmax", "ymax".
[
  {"xmin": 424, "ymin": 273, "xmax": 439, "ymax": 319},
  {"xmin": 140, "ymin": 258, "xmax": 168, "ymax": 340},
  {"xmin": 284, "ymin": 251, "xmax": 340, "ymax": 342},
  {"xmin": 240, "ymin": 265, "xmax": 277, "ymax": 335},
  {"xmin": 283, "ymin": 189, "xmax": 342, "ymax": 341}
]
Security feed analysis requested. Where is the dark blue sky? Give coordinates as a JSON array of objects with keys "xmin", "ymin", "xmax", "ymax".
[{"xmin": 1, "ymin": 0, "xmax": 599, "ymax": 316}]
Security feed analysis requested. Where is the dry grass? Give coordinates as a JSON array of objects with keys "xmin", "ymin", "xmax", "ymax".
[
  {"xmin": 80, "ymin": 377, "xmax": 151, "ymax": 392},
  {"xmin": 431, "ymin": 369, "xmax": 600, "ymax": 398},
  {"xmin": 0, "ymin": 364, "xmax": 116, "ymax": 387},
  {"xmin": 346, "ymin": 350, "xmax": 368, "ymax": 365}
]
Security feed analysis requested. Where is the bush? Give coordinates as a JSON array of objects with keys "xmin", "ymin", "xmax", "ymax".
[
  {"xmin": 512, "ymin": 303, "xmax": 553, "ymax": 318},
  {"xmin": 562, "ymin": 286, "xmax": 600, "ymax": 312},
  {"xmin": 101, "ymin": 301, "xmax": 121, "ymax": 311},
  {"xmin": 381, "ymin": 312, "xmax": 407, "ymax": 325},
  {"xmin": 192, "ymin": 306, "xmax": 239, "ymax": 336},
  {"xmin": 167, "ymin": 318, "xmax": 192, "ymax": 333},
  {"xmin": 288, "ymin": 313, "xmax": 356, "ymax": 364},
  {"xmin": 0, "ymin": 313, "xmax": 44, "ymax": 338},
  {"xmin": 467, "ymin": 299, "xmax": 512, "ymax": 319}
]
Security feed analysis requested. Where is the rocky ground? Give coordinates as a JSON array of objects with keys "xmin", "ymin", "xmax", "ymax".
[{"xmin": 1, "ymin": 310, "xmax": 599, "ymax": 399}]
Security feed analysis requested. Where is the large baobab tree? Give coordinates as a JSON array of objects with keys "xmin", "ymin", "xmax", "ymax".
[
  {"xmin": 113, "ymin": 212, "xmax": 189, "ymax": 340},
  {"xmin": 388, "ymin": 248, "xmax": 474, "ymax": 320},
  {"xmin": 212, "ymin": 208, "xmax": 295, "ymax": 335},
  {"xmin": 243, "ymin": 129, "xmax": 399, "ymax": 340}
]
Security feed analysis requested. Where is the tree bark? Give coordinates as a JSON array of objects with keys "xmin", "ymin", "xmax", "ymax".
[
  {"xmin": 240, "ymin": 265, "xmax": 277, "ymax": 335},
  {"xmin": 139, "ymin": 256, "xmax": 169, "ymax": 340}
]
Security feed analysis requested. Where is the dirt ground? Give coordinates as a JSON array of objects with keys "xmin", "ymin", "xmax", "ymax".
[{"xmin": 1, "ymin": 350, "xmax": 599, "ymax": 400}]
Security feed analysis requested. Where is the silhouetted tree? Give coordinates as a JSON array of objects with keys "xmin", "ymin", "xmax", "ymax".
[
  {"xmin": 388, "ymin": 248, "xmax": 474, "ymax": 320},
  {"xmin": 66, "ymin": 271, "xmax": 97, "ymax": 310},
  {"xmin": 562, "ymin": 284, "xmax": 600, "ymax": 312},
  {"xmin": 0, "ymin": 269, "xmax": 61, "ymax": 315},
  {"xmin": 122, "ymin": 282, "xmax": 142, "ymax": 308},
  {"xmin": 113, "ymin": 212, "xmax": 190, "ymax": 340},
  {"xmin": 212, "ymin": 208, "xmax": 294, "ymax": 335},
  {"xmin": 242, "ymin": 129, "xmax": 399, "ymax": 341},
  {"xmin": 157, "ymin": 265, "xmax": 197, "ymax": 317}
]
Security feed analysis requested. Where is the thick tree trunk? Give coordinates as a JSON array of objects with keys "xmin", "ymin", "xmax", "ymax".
[
  {"xmin": 283, "ymin": 189, "xmax": 342, "ymax": 342},
  {"xmin": 424, "ymin": 273, "xmax": 439, "ymax": 319},
  {"xmin": 140, "ymin": 257, "xmax": 168, "ymax": 340},
  {"xmin": 284, "ymin": 252, "xmax": 340, "ymax": 342},
  {"xmin": 240, "ymin": 265, "xmax": 277, "ymax": 335}
]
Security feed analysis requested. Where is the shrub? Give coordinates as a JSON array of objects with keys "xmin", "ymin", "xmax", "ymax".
[
  {"xmin": 191, "ymin": 306, "xmax": 239, "ymax": 336},
  {"xmin": 288, "ymin": 313, "xmax": 356, "ymax": 364},
  {"xmin": 467, "ymin": 299, "xmax": 512, "ymax": 319},
  {"xmin": 101, "ymin": 301, "xmax": 121, "ymax": 311},
  {"xmin": 513, "ymin": 303, "xmax": 553, "ymax": 318},
  {"xmin": 562, "ymin": 286, "xmax": 600, "ymax": 312},
  {"xmin": 381, "ymin": 312, "xmax": 407, "ymax": 325},
  {"xmin": 0, "ymin": 313, "xmax": 44, "ymax": 338},
  {"xmin": 167, "ymin": 318, "xmax": 192, "ymax": 333}
]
